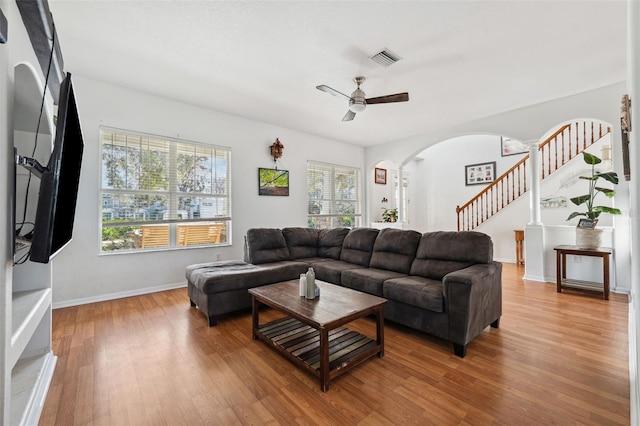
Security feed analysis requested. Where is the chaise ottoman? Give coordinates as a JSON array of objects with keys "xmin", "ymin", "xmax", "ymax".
[{"xmin": 186, "ymin": 259, "xmax": 307, "ymax": 326}]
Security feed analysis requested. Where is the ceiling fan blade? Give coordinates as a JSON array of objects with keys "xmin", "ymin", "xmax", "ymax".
[
  {"xmin": 317, "ymin": 85, "xmax": 351, "ymax": 101},
  {"xmin": 365, "ymin": 92, "xmax": 409, "ymax": 105},
  {"xmin": 342, "ymin": 110, "xmax": 356, "ymax": 122}
]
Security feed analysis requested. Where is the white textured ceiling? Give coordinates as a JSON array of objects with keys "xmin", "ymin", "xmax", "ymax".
[{"xmin": 47, "ymin": 1, "xmax": 627, "ymax": 147}]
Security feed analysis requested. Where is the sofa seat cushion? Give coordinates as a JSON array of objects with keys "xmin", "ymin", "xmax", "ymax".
[
  {"xmin": 383, "ymin": 276, "xmax": 444, "ymax": 313},
  {"xmin": 188, "ymin": 260, "xmax": 307, "ymax": 294},
  {"xmin": 307, "ymin": 259, "xmax": 365, "ymax": 285},
  {"xmin": 341, "ymin": 268, "xmax": 407, "ymax": 296},
  {"xmin": 185, "ymin": 260, "xmax": 249, "ymax": 282}
]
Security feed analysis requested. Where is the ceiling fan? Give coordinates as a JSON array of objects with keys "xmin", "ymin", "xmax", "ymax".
[{"xmin": 316, "ymin": 76, "xmax": 409, "ymax": 121}]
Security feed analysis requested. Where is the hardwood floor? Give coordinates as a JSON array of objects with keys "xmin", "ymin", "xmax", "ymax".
[{"xmin": 40, "ymin": 263, "xmax": 630, "ymax": 425}]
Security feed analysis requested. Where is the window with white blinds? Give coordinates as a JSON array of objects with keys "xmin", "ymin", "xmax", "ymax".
[
  {"xmin": 100, "ymin": 128, "xmax": 231, "ymax": 252},
  {"xmin": 307, "ymin": 161, "xmax": 361, "ymax": 229}
]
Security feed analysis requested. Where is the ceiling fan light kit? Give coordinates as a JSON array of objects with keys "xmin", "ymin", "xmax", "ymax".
[
  {"xmin": 349, "ymin": 99, "xmax": 366, "ymax": 113},
  {"xmin": 316, "ymin": 76, "xmax": 409, "ymax": 121}
]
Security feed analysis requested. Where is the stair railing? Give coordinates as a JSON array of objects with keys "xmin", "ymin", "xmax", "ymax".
[{"xmin": 456, "ymin": 121, "xmax": 611, "ymax": 231}]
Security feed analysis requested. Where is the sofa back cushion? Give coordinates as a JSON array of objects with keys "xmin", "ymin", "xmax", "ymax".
[
  {"xmin": 410, "ymin": 231, "xmax": 493, "ymax": 280},
  {"xmin": 318, "ymin": 228, "xmax": 350, "ymax": 259},
  {"xmin": 339, "ymin": 228, "xmax": 380, "ymax": 266},
  {"xmin": 282, "ymin": 227, "xmax": 320, "ymax": 259},
  {"xmin": 369, "ymin": 228, "xmax": 422, "ymax": 274},
  {"xmin": 245, "ymin": 228, "xmax": 291, "ymax": 264}
]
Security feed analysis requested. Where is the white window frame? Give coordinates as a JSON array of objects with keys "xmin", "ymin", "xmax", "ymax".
[
  {"xmin": 307, "ymin": 161, "xmax": 361, "ymax": 229},
  {"xmin": 99, "ymin": 127, "xmax": 232, "ymax": 253}
]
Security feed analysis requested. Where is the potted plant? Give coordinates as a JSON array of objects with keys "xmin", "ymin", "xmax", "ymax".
[
  {"xmin": 381, "ymin": 207, "xmax": 398, "ymax": 223},
  {"xmin": 566, "ymin": 151, "xmax": 621, "ymax": 248}
]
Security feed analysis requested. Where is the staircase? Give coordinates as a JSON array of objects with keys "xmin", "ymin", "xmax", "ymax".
[{"xmin": 456, "ymin": 120, "xmax": 611, "ymax": 231}]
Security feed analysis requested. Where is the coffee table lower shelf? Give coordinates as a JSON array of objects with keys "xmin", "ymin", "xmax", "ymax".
[{"xmin": 256, "ymin": 316, "xmax": 379, "ymax": 382}]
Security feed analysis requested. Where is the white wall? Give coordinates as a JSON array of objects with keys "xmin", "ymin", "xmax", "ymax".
[
  {"xmin": 49, "ymin": 76, "xmax": 365, "ymax": 306},
  {"xmin": 366, "ymin": 83, "xmax": 626, "ymax": 168}
]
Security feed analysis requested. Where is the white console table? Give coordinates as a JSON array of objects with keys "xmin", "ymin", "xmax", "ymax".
[{"xmin": 370, "ymin": 222, "xmax": 404, "ymax": 230}]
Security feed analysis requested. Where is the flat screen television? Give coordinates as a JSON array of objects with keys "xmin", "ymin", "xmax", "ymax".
[{"xmin": 28, "ymin": 72, "xmax": 84, "ymax": 263}]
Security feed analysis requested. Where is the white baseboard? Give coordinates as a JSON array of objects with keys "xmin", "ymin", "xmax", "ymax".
[
  {"xmin": 629, "ymin": 302, "xmax": 639, "ymax": 426},
  {"xmin": 522, "ymin": 273, "xmax": 547, "ymax": 282},
  {"xmin": 52, "ymin": 282, "xmax": 187, "ymax": 309}
]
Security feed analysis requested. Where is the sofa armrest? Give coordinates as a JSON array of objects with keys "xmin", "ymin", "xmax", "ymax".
[{"xmin": 442, "ymin": 261, "xmax": 502, "ymax": 346}]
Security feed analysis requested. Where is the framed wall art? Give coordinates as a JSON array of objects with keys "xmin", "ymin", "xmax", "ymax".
[
  {"xmin": 621, "ymin": 121, "xmax": 631, "ymax": 181},
  {"xmin": 374, "ymin": 167, "xmax": 387, "ymax": 184},
  {"xmin": 465, "ymin": 161, "xmax": 496, "ymax": 186},
  {"xmin": 540, "ymin": 196, "xmax": 567, "ymax": 209},
  {"xmin": 258, "ymin": 168, "xmax": 289, "ymax": 196},
  {"xmin": 621, "ymin": 94, "xmax": 631, "ymax": 181},
  {"xmin": 501, "ymin": 137, "xmax": 528, "ymax": 156}
]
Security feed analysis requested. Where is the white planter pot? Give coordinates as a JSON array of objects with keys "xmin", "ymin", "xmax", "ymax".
[{"xmin": 575, "ymin": 228, "xmax": 603, "ymax": 249}]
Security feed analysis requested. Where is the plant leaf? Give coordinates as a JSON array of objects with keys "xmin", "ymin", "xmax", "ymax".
[
  {"xmin": 595, "ymin": 171, "xmax": 619, "ymax": 184},
  {"xmin": 593, "ymin": 206, "xmax": 622, "ymax": 215},
  {"xmin": 570, "ymin": 194, "xmax": 590, "ymax": 206},
  {"xmin": 566, "ymin": 212, "xmax": 586, "ymax": 221},
  {"xmin": 595, "ymin": 187, "xmax": 616, "ymax": 198},
  {"xmin": 582, "ymin": 151, "xmax": 602, "ymax": 165},
  {"xmin": 567, "ymin": 151, "xmax": 619, "ymax": 222}
]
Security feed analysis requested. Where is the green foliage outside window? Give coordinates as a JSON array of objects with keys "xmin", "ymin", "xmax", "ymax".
[{"xmin": 101, "ymin": 220, "xmax": 136, "ymax": 251}]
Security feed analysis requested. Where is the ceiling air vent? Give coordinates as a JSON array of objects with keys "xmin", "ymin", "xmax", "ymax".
[{"xmin": 370, "ymin": 48, "xmax": 402, "ymax": 67}]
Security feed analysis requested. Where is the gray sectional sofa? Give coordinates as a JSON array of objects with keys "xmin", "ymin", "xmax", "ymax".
[{"xmin": 186, "ymin": 227, "xmax": 502, "ymax": 357}]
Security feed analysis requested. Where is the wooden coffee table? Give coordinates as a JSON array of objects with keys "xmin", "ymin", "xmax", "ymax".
[{"xmin": 249, "ymin": 280, "xmax": 386, "ymax": 391}]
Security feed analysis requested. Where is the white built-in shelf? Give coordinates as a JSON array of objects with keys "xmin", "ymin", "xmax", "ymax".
[
  {"xmin": 11, "ymin": 289, "xmax": 51, "ymax": 368},
  {"xmin": 3, "ymin": 60, "xmax": 56, "ymax": 426},
  {"xmin": 10, "ymin": 352, "xmax": 57, "ymax": 426}
]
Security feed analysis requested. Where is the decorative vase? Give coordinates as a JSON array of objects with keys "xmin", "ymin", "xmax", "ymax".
[
  {"xmin": 305, "ymin": 267, "xmax": 316, "ymax": 300},
  {"xmin": 299, "ymin": 274, "xmax": 306, "ymax": 297},
  {"xmin": 575, "ymin": 228, "xmax": 602, "ymax": 249}
]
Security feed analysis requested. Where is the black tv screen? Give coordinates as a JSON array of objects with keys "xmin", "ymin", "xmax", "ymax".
[{"xmin": 30, "ymin": 73, "xmax": 84, "ymax": 263}]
